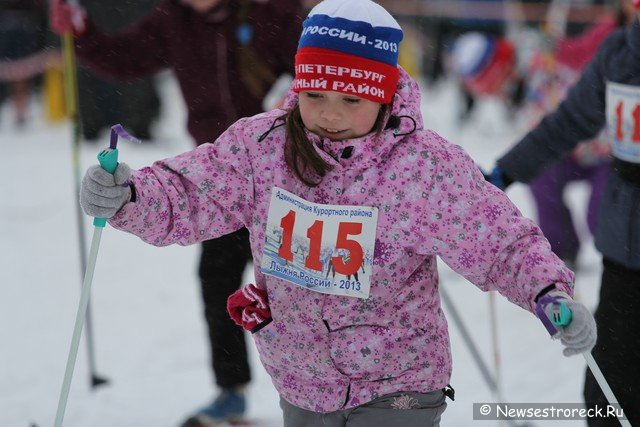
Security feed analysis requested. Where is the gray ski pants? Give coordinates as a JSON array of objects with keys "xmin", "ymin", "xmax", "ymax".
[{"xmin": 280, "ymin": 390, "xmax": 447, "ymax": 426}]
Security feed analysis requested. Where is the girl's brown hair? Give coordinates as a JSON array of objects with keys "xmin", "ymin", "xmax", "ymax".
[{"xmin": 284, "ymin": 102, "xmax": 389, "ymax": 187}]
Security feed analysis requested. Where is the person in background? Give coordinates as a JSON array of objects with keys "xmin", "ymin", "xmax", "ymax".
[
  {"xmin": 78, "ymin": 0, "xmax": 596, "ymax": 425},
  {"xmin": 449, "ymin": 31, "xmax": 523, "ymax": 110},
  {"xmin": 0, "ymin": 0, "xmax": 47, "ymax": 127},
  {"xmin": 75, "ymin": 0, "xmax": 161, "ymax": 141},
  {"xmin": 485, "ymin": 0, "xmax": 640, "ymax": 423},
  {"xmin": 450, "ymin": 1, "xmax": 634, "ymax": 270},
  {"xmin": 50, "ymin": 0, "xmax": 303, "ymax": 425},
  {"xmin": 521, "ymin": 3, "xmax": 634, "ymax": 270}
]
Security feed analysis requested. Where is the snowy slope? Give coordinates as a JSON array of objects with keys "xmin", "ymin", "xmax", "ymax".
[{"xmin": 0, "ymin": 73, "xmax": 601, "ymax": 426}]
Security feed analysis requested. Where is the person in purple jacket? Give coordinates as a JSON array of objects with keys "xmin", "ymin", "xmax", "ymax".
[
  {"xmin": 50, "ymin": 0, "xmax": 303, "ymax": 425},
  {"xmin": 78, "ymin": 0, "xmax": 597, "ymax": 425}
]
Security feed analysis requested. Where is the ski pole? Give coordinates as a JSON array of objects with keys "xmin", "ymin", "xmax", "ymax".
[
  {"xmin": 488, "ymin": 292, "xmax": 502, "ymax": 393},
  {"xmin": 540, "ymin": 297, "xmax": 631, "ymax": 427},
  {"xmin": 441, "ymin": 287, "xmax": 531, "ymax": 427},
  {"xmin": 54, "ymin": 125, "xmax": 139, "ymax": 427},
  {"xmin": 487, "ymin": 291, "xmax": 506, "ymax": 427},
  {"xmin": 440, "ymin": 286, "xmax": 498, "ymax": 392},
  {"xmin": 486, "ymin": 293, "xmax": 533, "ymax": 427},
  {"xmin": 59, "ymin": 0, "xmax": 108, "ymax": 389}
]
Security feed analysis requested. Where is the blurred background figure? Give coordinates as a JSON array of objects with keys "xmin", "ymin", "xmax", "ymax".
[
  {"xmin": 50, "ymin": 0, "xmax": 303, "ymax": 426},
  {"xmin": 420, "ymin": 0, "xmax": 506, "ymax": 83},
  {"xmin": 448, "ymin": 0, "xmax": 634, "ymax": 270},
  {"xmin": 76, "ymin": 0, "xmax": 161, "ymax": 141},
  {"xmin": 423, "ymin": 0, "xmax": 508, "ymax": 119},
  {"xmin": 521, "ymin": 2, "xmax": 635, "ymax": 270},
  {"xmin": 448, "ymin": 31, "xmax": 524, "ymax": 116},
  {"xmin": 0, "ymin": 0, "xmax": 48, "ymax": 127}
]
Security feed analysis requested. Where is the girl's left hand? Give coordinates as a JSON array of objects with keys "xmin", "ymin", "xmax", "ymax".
[
  {"xmin": 555, "ymin": 299, "xmax": 597, "ymax": 357},
  {"xmin": 537, "ymin": 290, "xmax": 597, "ymax": 357}
]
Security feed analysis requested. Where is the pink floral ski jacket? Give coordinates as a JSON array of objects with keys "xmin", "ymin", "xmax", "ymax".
[{"xmin": 110, "ymin": 68, "xmax": 574, "ymax": 413}]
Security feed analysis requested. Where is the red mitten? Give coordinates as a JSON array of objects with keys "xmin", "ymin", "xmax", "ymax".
[{"xmin": 227, "ymin": 284, "xmax": 271, "ymax": 332}]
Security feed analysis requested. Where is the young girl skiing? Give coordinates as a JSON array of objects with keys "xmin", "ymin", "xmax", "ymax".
[{"xmin": 80, "ymin": 0, "xmax": 596, "ymax": 425}]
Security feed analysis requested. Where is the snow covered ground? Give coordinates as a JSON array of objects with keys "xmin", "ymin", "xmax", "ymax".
[{"xmin": 1, "ymin": 73, "xmax": 603, "ymax": 426}]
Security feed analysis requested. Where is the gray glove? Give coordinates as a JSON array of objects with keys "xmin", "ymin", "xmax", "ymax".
[
  {"xmin": 80, "ymin": 162, "xmax": 132, "ymax": 218},
  {"xmin": 539, "ymin": 290, "xmax": 597, "ymax": 357}
]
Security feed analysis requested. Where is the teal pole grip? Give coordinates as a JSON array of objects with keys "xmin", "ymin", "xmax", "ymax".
[
  {"xmin": 550, "ymin": 301, "xmax": 573, "ymax": 327},
  {"xmin": 93, "ymin": 148, "xmax": 119, "ymax": 228}
]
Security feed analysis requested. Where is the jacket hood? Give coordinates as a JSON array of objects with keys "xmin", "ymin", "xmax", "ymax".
[{"xmin": 282, "ymin": 65, "xmax": 424, "ymax": 171}]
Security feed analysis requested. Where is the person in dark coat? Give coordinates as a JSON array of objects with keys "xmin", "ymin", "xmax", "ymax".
[
  {"xmin": 485, "ymin": 1, "xmax": 640, "ymax": 424},
  {"xmin": 74, "ymin": 0, "xmax": 161, "ymax": 141},
  {"xmin": 51, "ymin": 0, "xmax": 304, "ymax": 425}
]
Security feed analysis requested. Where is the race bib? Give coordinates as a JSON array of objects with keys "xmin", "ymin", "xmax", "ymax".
[
  {"xmin": 606, "ymin": 82, "xmax": 640, "ymax": 163},
  {"xmin": 260, "ymin": 187, "xmax": 378, "ymax": 299}
]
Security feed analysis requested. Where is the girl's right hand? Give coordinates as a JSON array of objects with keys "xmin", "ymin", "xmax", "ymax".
[
  {"xmin": 80, "ymin": 163, "xmax": 133, "ymax": 219},
  {"xmin": 227, "ymin": 284, "xmax": 271, "ymax": 333},
  {"xmin": 537, "ymin": 290, "xmax": 597, "ymax": 357}
]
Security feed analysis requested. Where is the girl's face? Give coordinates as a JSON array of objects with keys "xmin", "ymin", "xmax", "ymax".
[{"xmin": 298, "ymin": 91, "xmax": 382, "ymax": 141}]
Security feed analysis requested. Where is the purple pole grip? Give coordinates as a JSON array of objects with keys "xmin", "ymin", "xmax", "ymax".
[
  {"xmin": 535, "ymin": 294, "xmax": 564, "ymax": 336},
  {"xmin": 110, "ymin": 124, "xmax": 141, "ymax": 149}
]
